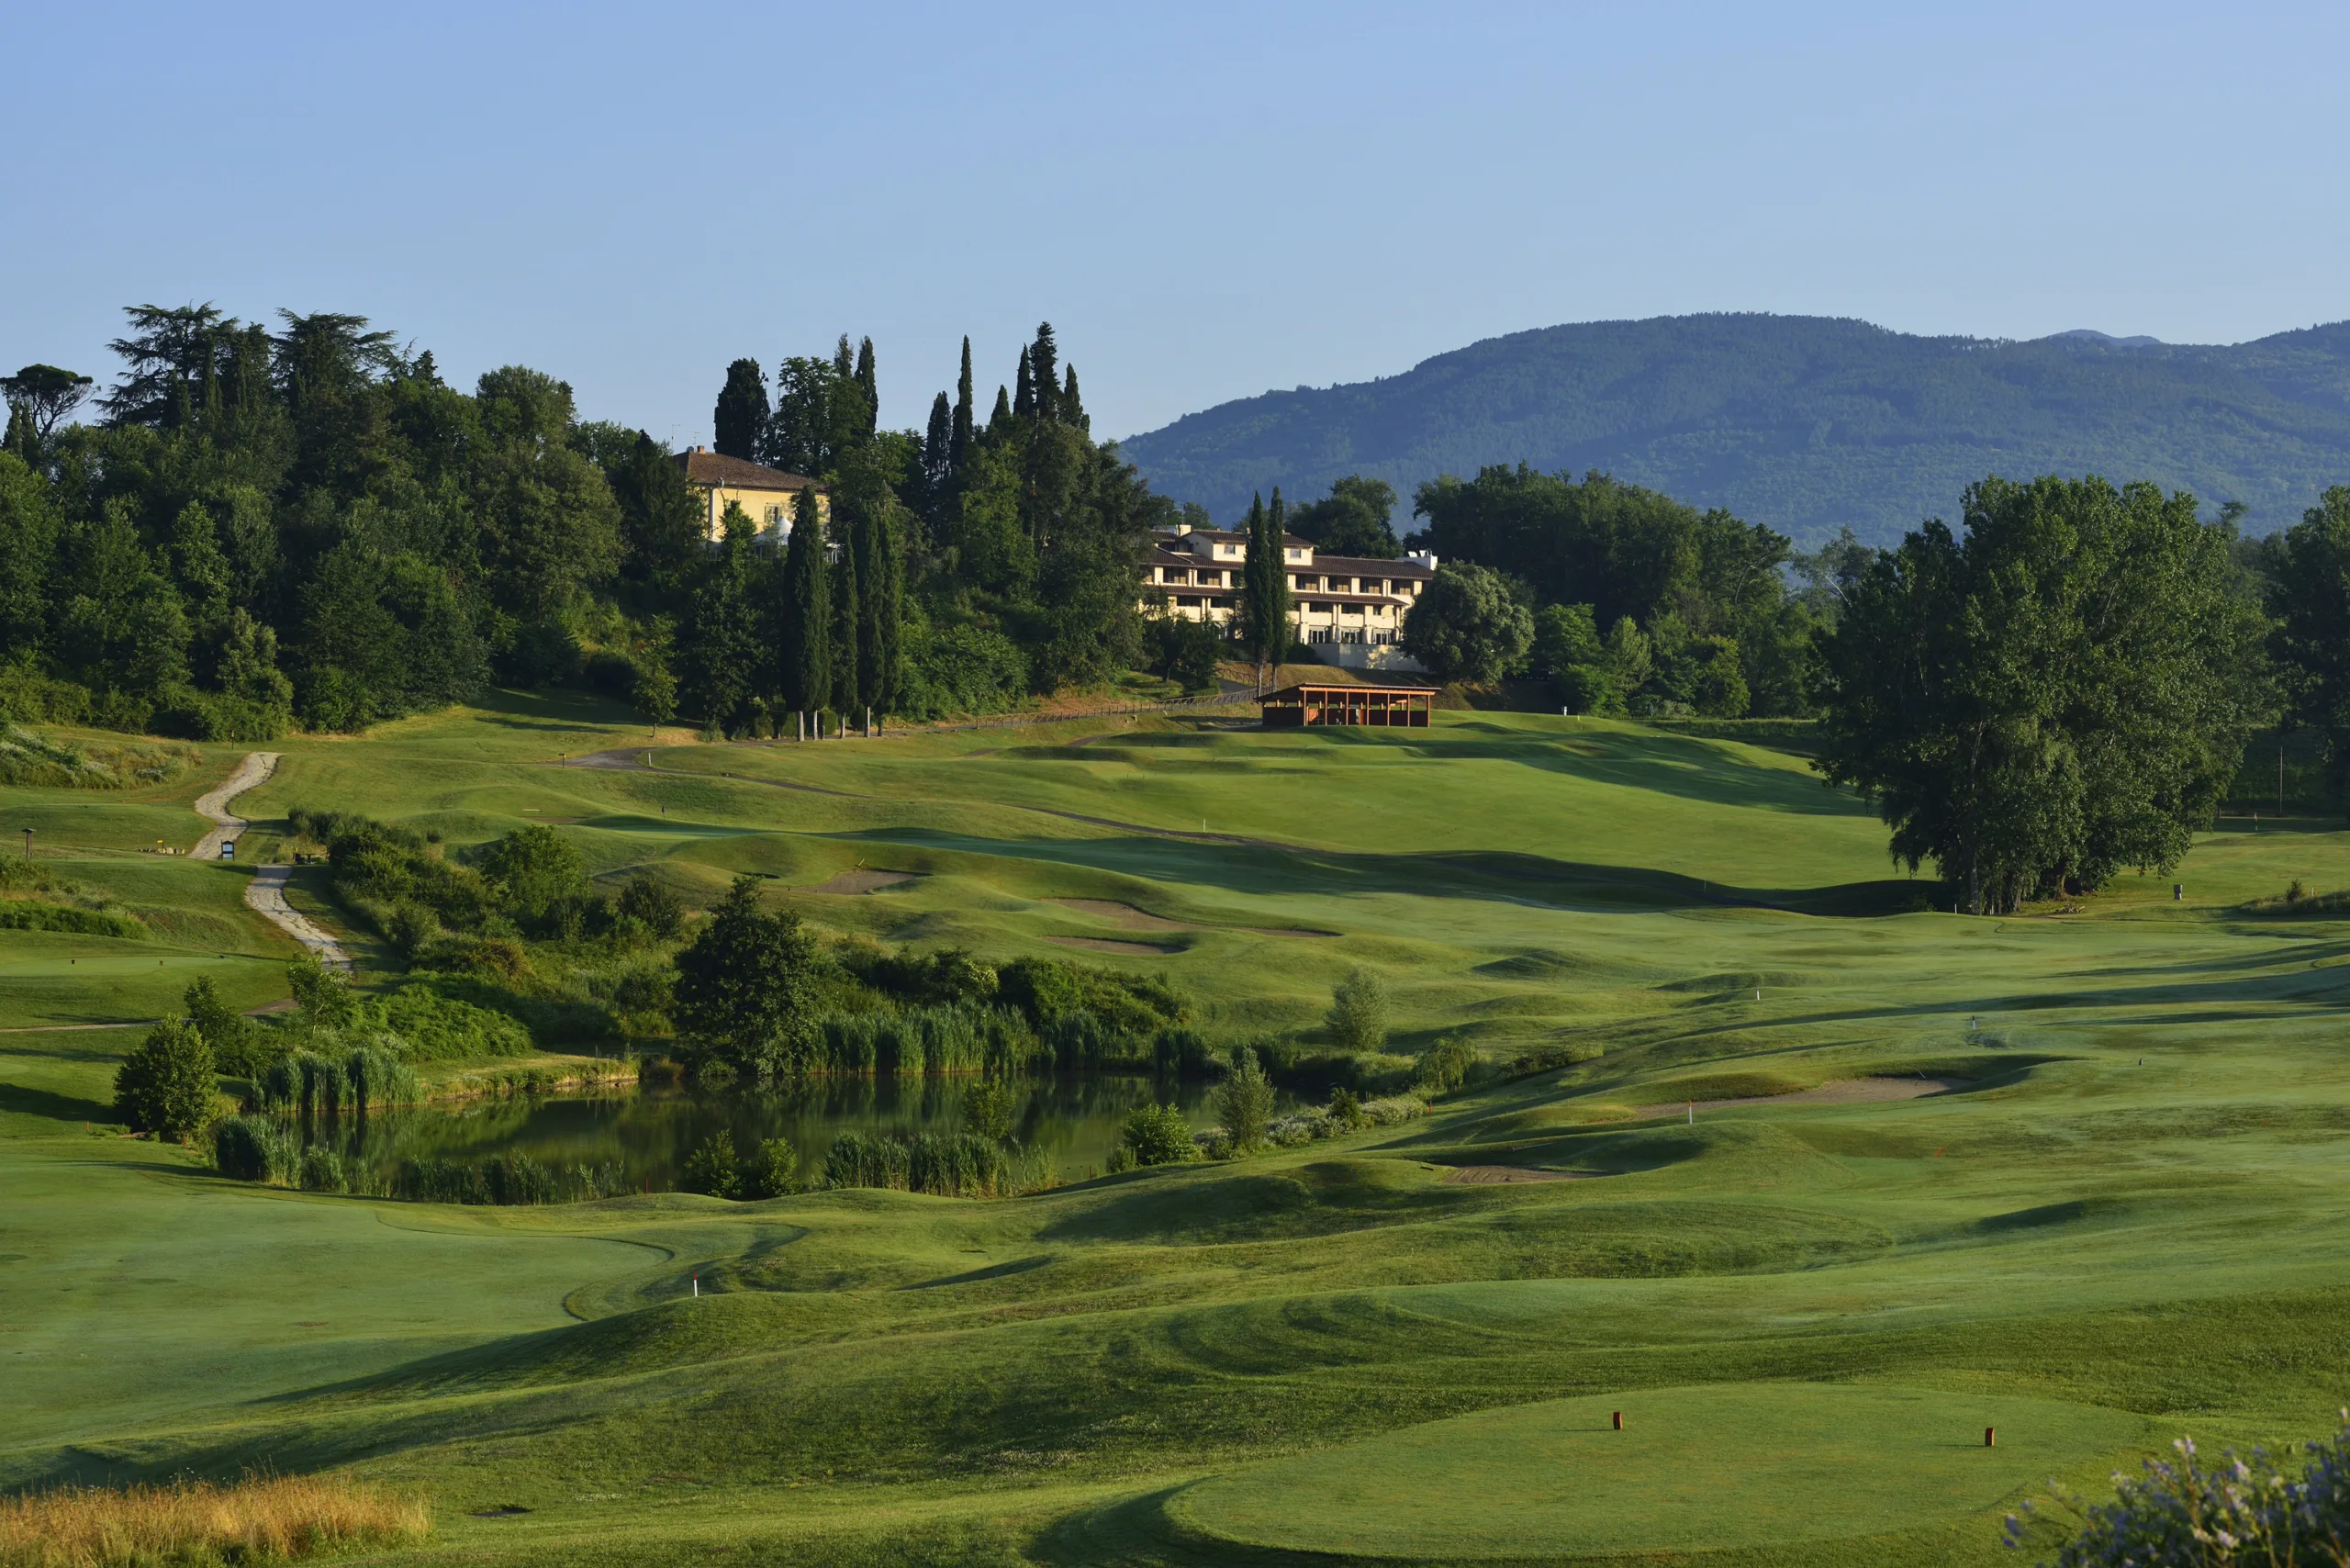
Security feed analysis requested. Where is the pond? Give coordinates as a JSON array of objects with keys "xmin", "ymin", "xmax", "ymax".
[{"xmin": 276, "ymin": 1075, "xmax": 1264, "ymax": 1195}]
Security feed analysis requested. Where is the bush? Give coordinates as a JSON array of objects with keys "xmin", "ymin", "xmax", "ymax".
[
  {"xmin": 114, "ymin": 1018, "xmax": 216, "ymax": 1139},
  {"xmin": 742, "ymin": 1137, "xmax": 800, "ymax": 1198},
  {"xmin": 1325, "ymin": 967, "xmax": 1392, "ymax": 1051},
  {"xmin": 616, "ymin": 871, "xmax": 685, "ymax": 939},
  {"xmin": 0, "ymin": 900, "xmax": 141, "ymax": 937},
  {"xmin": 682, "ymin": 1129, "xmax": 743, "ymax": 1198},
  {"xmin": 1416, "ymin": 1036, "xmax": 1477, "ymax": 1094},
  {"xmin": 1113, "ymin": 1103, "xmax": 1197, "ymax": 1170},
  {"xmin": 2018, "ymin": 1417, "xmax": 2350, "ymax": 1566},
  {"xmin": 1210, "ymin": 1047, "xmax": 1275, "ymax": 1152}
]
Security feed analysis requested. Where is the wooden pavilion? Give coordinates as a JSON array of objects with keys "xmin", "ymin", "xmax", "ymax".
[{"xmin": 1260, "ymin": 683, "xmax": 1436, "ymax": 728}]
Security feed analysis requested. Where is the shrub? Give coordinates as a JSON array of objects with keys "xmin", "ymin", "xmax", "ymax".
[
  {"xmin": 616, "ymin": 871, "xmax": 685, "ymax": 939},
  {"xmin": 1416, "ymin": 1036, "xmax": 1478, "ymax": 1094},
  {"xmin": 1325, "ymin": 967, "xmax": 1392, "ymax": 1052},
  {"xmin": 963, "ymin": 1078, "xmax": 1019, "ymax": 1143},
  {"xmin": 1113, "ymin": 1103, "xmax": 1197, "ymax": 1170},
  {"xmin": 297, "ymin": 1146, "xmax": 347, "ymax": 1193},
  {"xmin": 1153, "ymin": 1026, "xmax": 1223, "ymax": 1079},
  {"xmin": 114, "ymin": 1018, "xmax": 216, "ymax": 1139},
  {"xmin": 364, "ymin": 984, "xmax": 532, "ymax": 1061},
  {"xmin": 1210, "ymin": 1047, "xmax": 1275, "ymax": 1152},
  {"xmin": 742, "ymin": 1137, "xmax": 800, "ymax": 1198},
  {"xmin": 682, "ymin": 1129, "xmax": 743, "ymax": 1198},
  {"xmin": 0, "ymin": 901, "xmax": 140, "ymax": 937},
  {"xmin": 2017, "ymin": 1417, "xmax": 2350, "ymax": 1566},
  {"xmin": 823, "ymin": 1130, "xmax": 911, "ymax": 1191},
  {"xmin": 183, "ymin": 975, "xmax": 264, "ymax": 1077}
]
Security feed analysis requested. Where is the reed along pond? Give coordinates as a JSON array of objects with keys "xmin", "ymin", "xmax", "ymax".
[{"xmin": 270, "ymin": 1075, "xmax": 1253, "ymax": 1195}]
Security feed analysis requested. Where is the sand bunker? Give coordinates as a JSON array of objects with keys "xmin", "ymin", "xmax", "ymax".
[
  {"xmin": 1044, "ymin": 935, "xmax": 1179, "ymax": 957},
  {"xmin": 1047, "ymin": 898, "xmax": 1189, "ymax": 931},
  {"xmin": 1636, "ymin": 1076, "xmax": 1970, "ymax": 1118},
  {"xmin": 806, "ymin": 869, "xmax": 924, "ymax": 895},
  {"xmin": 1438, "ymin": 1165, "xmax": 1599, "ymax": 1185}
]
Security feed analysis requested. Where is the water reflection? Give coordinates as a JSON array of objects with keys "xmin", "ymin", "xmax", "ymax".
[{"xmin": 284, "ymin": 1076, "xmax": 1251, "ymax": 1193}]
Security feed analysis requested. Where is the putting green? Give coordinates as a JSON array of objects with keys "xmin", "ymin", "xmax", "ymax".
[{"xmin": 1169, "ymin": 1383, "xmax": 2148, "ymax": 1558}]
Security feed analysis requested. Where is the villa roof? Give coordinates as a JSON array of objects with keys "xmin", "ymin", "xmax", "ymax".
[
  {"xmin": 1307, "ymin": 554, "xmax": 1433, "ymax": 577},
  {"xmin": 674, "ymin": 448, "xmax": 822, "ymax": 491}
]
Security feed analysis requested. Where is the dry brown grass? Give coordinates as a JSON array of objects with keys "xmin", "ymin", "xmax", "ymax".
[{"xmin": 0, "ymin": 1473, "xmax": 428, "ymax": 1567}]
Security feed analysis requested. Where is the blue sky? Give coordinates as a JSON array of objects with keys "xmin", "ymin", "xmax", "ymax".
[{"xmin": 6, "ymin": 2, "xmax": 2345, "ymax": 444}]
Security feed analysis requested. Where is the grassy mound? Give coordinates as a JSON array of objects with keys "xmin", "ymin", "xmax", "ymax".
[{"xmin": 1169, "ymin": 1383, "xmax": 2146, "ymax": 1559}]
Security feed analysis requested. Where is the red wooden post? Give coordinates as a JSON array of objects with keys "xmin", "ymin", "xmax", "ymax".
[
  {"xmin": 1985, "ymin": 1426, "xmax": 1996, "ymax": 1448},
  {"xmin": 1612, "ymin": 1410, "xmax": 1623, "ymax": 1430}
]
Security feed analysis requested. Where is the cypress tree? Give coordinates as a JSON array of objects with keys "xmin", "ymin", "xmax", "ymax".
[
  {"xmin": 856, "ymin": 503, "xmax": 901, "ymax": 715},
  {"xmin": 1268, "ymin": 486, "xmax": 1292, "ymax": 660},
  {"xmin": 990, "ymin": 384, "xmax": 1012, "ymax": 428},
  {"xmin": 781, "ymin": 488, "xmax": 831, "ymax": 720},
  {"xmin": 923, "ymin": 392, "xmax": 952, "ymax": 491},
  {"xmin": 1061, "ymin": 364, "xmax": 1085, "ymax": 432},
  {"xmin": 1243, "ymin": 491, "xmax": 1292, "ymax": 671},
  {"xmin": 854, "ymin": 337, "xmax": 878, "ymax": 438},
  {"xmin": 834, "ymin": 334, "xmax": 855, "ymax": 380},
  {"xmin": 832, "ymin": 507, "xmax": 861, "ymax": 723},
  {"xmin": 713, "ymin": 358, "xmax": 767, "ymax": 460},
  {"xmin": 950, "ymin": 337, "xmax": 975, "ymax": 478},
  {"xmin": 3, "ymin": 404, "xmax": 35, "ymax": 465},
  {"xmin": 1031, "ymin": 323, "xmax": 1058, "ymax": 423},
  {"xmin": 1013, "ymin": 348, "xmax": 1034, "ymax": 420}
]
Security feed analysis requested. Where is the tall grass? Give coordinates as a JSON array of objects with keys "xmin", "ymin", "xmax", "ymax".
[
  {"xmin": 254, "ymin": 1046, "xmax": 424, "ymax": 1114},
  {"xmin": 0, "ymin": 1473, "xmax": 427, "ymax": 1567},
  {"xmin": 811, "ymin": 1004, "xmax": 1045, "ymax": 1077},
  {"xmin": 820, "ymin": 1131, "xmax": 1049, "ymax": 1197}
]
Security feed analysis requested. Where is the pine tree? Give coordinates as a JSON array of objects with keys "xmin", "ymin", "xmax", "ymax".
[
  {"xmin": 950, "ymin": 336, "xmax": 976, "ymax": 478},
  {"xmin": 1061, "ymin": 364, "xmax": 1085, "ymax": 432},
  {"xmin": 1013, "ymin": 348, "xmax": 1034, "ymax": 420},
  {"xmin": 713, "ymin": 358, "xmax": 767, "ymax": 460},
  {"xmin": 990, "ymin": 384, "xmax": 1012, "ymax": 427},
  {"xmin": 781, "ymin": 488, "xmax": 831, "ymax": 720},
  {"xmin": 854, "ymin": 337, "xmax": 878, "ymax": 438}
]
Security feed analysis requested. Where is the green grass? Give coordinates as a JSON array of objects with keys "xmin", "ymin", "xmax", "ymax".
[
  {"xmin": 1169, "ymin": 1383, "xmax": 2148, "ymax": 1557},
  {"xmin": 3, "ymin": 690, "xmax": 2350, "ymax": 1565}
]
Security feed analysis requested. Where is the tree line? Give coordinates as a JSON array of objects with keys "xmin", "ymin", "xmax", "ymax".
[{"xmin": 0, "ymin": 312, "xmax": 1169, "ymax": 739}]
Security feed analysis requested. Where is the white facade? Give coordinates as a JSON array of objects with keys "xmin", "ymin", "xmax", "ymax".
[{"xmin": 1144, "ymin": 524, "xmax": 1438, "ymax": 672}]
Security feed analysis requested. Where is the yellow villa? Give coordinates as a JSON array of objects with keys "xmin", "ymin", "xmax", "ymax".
[{"xmin": 675, "ymin": 447, "xmax": 828, "ymax": 546}]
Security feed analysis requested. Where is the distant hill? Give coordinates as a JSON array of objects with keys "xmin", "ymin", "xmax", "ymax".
[{"xmin": 1117, "ymin": 313, "xmax": 2350, "ymax": 545}]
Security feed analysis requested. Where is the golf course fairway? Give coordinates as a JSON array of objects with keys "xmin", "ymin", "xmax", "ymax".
[
  {"xmin": 5, "ymin": 692, "xmax": 2350, "ymax": 1566},
  {"xmin": 1169, "ymin": 1383, "xmax": 2150, "ymax": 1557}
]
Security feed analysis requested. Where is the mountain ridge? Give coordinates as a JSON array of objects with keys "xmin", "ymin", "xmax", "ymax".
[{"xmin": 1117, "ymin": 312, "xmax": 2350, "ymax": 544}]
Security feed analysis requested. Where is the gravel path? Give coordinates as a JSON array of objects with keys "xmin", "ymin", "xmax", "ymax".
[
  {"xmin": 190, "ymin": 750, "xmax": 279, "ymax": 859},
  {"xmin": 191, "ymin": 750, "xmax": 351, "ymax": 971}
]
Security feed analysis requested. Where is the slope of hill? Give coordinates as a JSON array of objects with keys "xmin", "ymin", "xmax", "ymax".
[{"xmin": 1119, "ymin": 313, "xmax": 2350, "ymax": 544}]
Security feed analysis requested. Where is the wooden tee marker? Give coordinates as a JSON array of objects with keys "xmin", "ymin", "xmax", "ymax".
[
  {"xmin": 1613, "ymin": 1411, "xmax": 1624, "ymax": 1430},
  {"xmin": 1985, "ymin": 1426, "xmax": 1996, "ymax": 1448}
]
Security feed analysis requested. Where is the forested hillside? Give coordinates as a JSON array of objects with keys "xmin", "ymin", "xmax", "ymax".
[
  {"xmin": 0, "ymin": 311, "xmax": 1160, "ymax": 739},
  {"xmin": 1119, "ymin": 313, "xmax": 2350, "ymax": 543}
]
